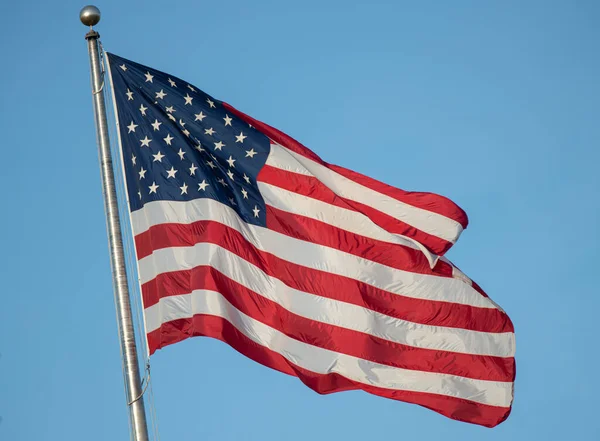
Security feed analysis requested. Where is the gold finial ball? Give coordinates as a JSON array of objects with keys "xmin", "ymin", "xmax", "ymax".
[{"xmin": 80, "ymin": 5, "xmax": 101, "ymax": 27}]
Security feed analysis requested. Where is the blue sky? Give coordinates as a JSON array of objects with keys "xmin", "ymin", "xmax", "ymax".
[{"xmin": 1, "ymin": 1, "xmax": 598, "ymax": 440}]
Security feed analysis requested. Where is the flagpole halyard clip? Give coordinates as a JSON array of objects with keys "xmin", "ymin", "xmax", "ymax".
[
  {"xmin": 90, "ymin": 37, "xmax": 106, "ymax": 95},
  {"xmin": 127, "ymin": 361, "xmax": 151, "ymax": 406}
]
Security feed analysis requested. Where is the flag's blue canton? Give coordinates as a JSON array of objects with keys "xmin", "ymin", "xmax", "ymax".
[{"xmin": 107, "ymin": 53, "xmax": 270, "ymax": 227}]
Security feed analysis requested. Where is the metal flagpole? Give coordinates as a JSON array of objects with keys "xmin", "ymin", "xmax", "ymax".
[{"xmin": 80, "ymin": 6, "xmax": 150, "ymax": 441}]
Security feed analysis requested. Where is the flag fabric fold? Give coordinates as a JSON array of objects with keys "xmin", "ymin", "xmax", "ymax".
[
  {"xmin": 222, "ymin": 103, "xmax": 469, "ymax": 256},
  {"xmin": 106, "ymin": 52, "xmax": 515, "ymax": 428}
]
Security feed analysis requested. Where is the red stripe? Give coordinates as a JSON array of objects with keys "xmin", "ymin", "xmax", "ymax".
[
  {"xmin": 223, "ymin": 102, "xmax": 468, "ymax": 230},
  {"xmin": 259, "ymin": 165, "xmax": 453, "ymax": 255},
  {"xmin": 142, "ymin": 266, "xmax": 514, "ymax": 381},
  {"xmin": 266, "ymin": 204, "xmax": 453, "ymax": 277},
  {"xmin": 136, "ymin": 220, "xmax": 513, "ymax": 333},
  {"xmin": 328, "ymin": 163, "xmax": 468, "ymax": 229},
  {"xmin": 147, "ymin": 315, "xmax": 511, "ymax": 427}
]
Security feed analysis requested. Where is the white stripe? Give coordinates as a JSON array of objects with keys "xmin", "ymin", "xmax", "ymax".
[
  {"xmin": 144, "ymin": 290, "xmax": 513, "ymax": 407},
  {"xmin": 139, "ymin": 241, "xmax": 514, "ymax": 357},
  {"xmin": 258, "ymin": 182, "xmax": 439, "ymax": 268},
  {"xmin": 265, "ymin": 143, "xmax": 463, "ymax": 244},
  {"xmin": 131, "ymin": 198, "xmax": 498, "ymax": 310}
]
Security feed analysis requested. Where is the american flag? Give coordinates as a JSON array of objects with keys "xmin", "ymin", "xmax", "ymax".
[{"xmin": 106, "ymin": 53, "xmax": 515, "ymax": 427}]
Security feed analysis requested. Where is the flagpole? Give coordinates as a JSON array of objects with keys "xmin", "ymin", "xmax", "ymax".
[{"xmin": 80, "ymin": 6, "xmax": 150, "ymax": 441}]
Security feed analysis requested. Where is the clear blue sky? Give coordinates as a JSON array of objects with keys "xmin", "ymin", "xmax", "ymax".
[{"xmin": 1, "ymin": 1, "xmax": 598, "ymax": 440}]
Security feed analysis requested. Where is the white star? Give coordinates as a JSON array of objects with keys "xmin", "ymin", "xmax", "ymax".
[
  {"xmin": 206, "ymin": 98, "xmax": 216, "ymax": 108},
  {"xmin": 198, "ymin": 180, "xmax": 209, "ymax": 191},
  {"xmin": 168, "ymin": 78, "xmax": 177, "ymax": 87},
  {"xmin": 140, "ymin": 136, "xmax": 151, "ymax": 147},
  {"xmin": 127, "ymin": 121, "xmax": 138, "ymax": 133},
  {"xmin": 166, "ymin": 106, "xmax": 175, "ymax": 113},
  {"xmin": 166, "ymin": 167, "xmax": 178, "ymax": 178},
  {"xmin": 131, "ymin": 154, "xmax": 136, "ymax": 165},
  {"xmin": 179, "ymin": 119, "xmax": 186, "ymax": 127},
  {"xmin": 195, "ymin": 143, "xmax": 204, "ymax": 152},
  {"xmin": 126, "ymin": 89, "xmax": 134, "ymax": 100},
  {"xmin": 223, "ymin": 114, "xmax": 233, "ymax": 126},
  {"xmin": 167, "ymin": 113, "xmax": 176, "ymax": 122},
  {"xmin": 214, "ymin": 141, "xmax": 225, "ymax": 151},
  {"xmin": 226, "ymin": 156, "xmax": 236, "ymax": 168},
  {"xmin": 139, "ymin": 167, "xmax": 147, "ymax": 179},
  {"xmin": 163, "ymin": 134, "xmax": 174, "ymax": 145},
  {"xmin": 253, "ymin": 205, "xmax": 260, "ymax": 218},
  {"xmin": 187, "ymin": 84, "xmax": 196, "ymax": 92},
  {"xmin": 138, "ymin": 191, "xmax": 142, "ymax": 199},
  {"xmin": 241, "ymin": 188, "xmax": 248, "ymax": 199},
  {"xmin": 155, "ymin": 89, "xmax": 167, "ymax": 99},
  {"xmin": 182, "ymin": 129, "xmax": 190, "ymax": 137},
  {"xmin": 229, "ymin": 197, "xmax": 236, "ymax": 206},
  {"xmin": 120, "ymin": 64, "xmax": 127, "ymax": 71},
  {"xmin": 153, "ymin": 151, "xmax": 165, "ymax": 162},
  {"xmin": 145, "ymin": 71, "xmax": 154, "ymax": 83},
  {"xmin": 178, "ymin": 148, "xmax": 186, "ymax": 160},
  {"xmin": 151, "ymin": 119, "xmax": 162, "ymax": 131},
  {"xmin": 217, "ymin": 178, "xmax": 227, "ymax": 187},
  {"xmin": 245, "ymin": 148, "xmax": 257, "ymax": 158},
  {"xmin": 180, "ymin": 182, "xmax": 188, "ymax": 195},
  {"xmin": 195, "ymin": 111, "xmax": 206, "ymax": 122},
  {"xmin": 189, "ymin": 163, "xmax": 198, "ymax": 175},
  {"xmin": 204, "ymin": 127, "xmax": 215, "ymax": 136},
  {"xmin": 184, "ymin": 94, "xmax": 193, "ymax": 105},
  {"xmin": 227, "ymin": 170, "xmax": 234, "ymax": 180},
  {"xmin": 206, "ymin": 161, "xmax": 216, "ymax": 169},
  {"xmin": 235, "ymin": 132, "xmax": 247, "ymax": 143},
  {"xmin": 148, "ymin": 181, "xmax": 159, "ymax": 194},
  {"xmin": 243, "ymin": 174, "xmax": 251, "ymax": 184},
  {"xmin": 139, "ymin": 104, "xmax": 148, "ymax": 116}
]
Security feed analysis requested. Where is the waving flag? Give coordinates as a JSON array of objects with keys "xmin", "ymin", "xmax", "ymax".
[{"xmin": 106, "ymin": 53, "xmax": 515, "ymax": 427}]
